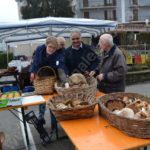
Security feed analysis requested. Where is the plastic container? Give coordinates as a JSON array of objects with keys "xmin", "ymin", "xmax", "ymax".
[{"xmin": 2, "ymin": 86, "xmax": 19, "ymax": 93}]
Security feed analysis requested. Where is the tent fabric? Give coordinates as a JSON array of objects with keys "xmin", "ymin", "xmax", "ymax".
[{"xmin": 0, "ymin": 17, "xmax": 117, "ymax": 44}]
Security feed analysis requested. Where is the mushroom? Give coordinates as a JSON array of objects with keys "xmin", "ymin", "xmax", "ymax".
[
  {"xmin": 117, "ymin": 108, "xmax": 134, "ymax": 118},
  {"xmin": 69, "ymin": 73, "xmax": 87, "ymax": 86}
]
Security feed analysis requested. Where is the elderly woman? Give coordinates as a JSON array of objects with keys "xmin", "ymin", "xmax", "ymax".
[
  {"xmin": 30, "ymin": 36, "xmax": 68, "ymax": 129},
  {"xmin": 30, "ymin": 36, "xmax": 67, "ymax": 82},
  {"xmin": 97, "ymin": 33, "xmax": 127, "ymax": 93}
]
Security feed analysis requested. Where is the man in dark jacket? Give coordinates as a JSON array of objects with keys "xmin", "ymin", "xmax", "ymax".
[
  {"xmin": 97, "ymin": 33, "xmax": 127, "ymax": 93},
  {"xmin": 65, "ymin": 30, "xmax": 100, "ymax": 76}
]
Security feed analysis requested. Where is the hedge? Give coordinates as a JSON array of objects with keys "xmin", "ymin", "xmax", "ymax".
[{"xmin": 0, "ymin": 52, "xmax": 13, "ymax": 69}]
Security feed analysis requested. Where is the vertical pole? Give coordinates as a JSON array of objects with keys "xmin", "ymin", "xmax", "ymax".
[
  {"xmin": 5, "ymin": 43, "xmax": 10, "ymax": 65},
  {"xmin": 21, "ymin": 107, "xmax": 30, "ymax": 147},
  {"xmin": 121, "ymin": 0, "xmax": 125, "ymax": 23},
  {"xmin": 6, "ymin": 44, "xmax": 9, "ymax": 65}
]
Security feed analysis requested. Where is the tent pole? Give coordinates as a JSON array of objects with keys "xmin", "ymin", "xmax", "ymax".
[
  {"xmin": 48, "ymin": 26, "xmax": 52, "ymax": 36},
  {"xmin": 6, "ymin": 44, "xmax": 10, "ymax": 65}
]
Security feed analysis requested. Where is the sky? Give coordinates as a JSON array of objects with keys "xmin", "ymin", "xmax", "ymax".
[{"xmin": 0, "ymin": 0, "xmax": 19, "ymax": 22}]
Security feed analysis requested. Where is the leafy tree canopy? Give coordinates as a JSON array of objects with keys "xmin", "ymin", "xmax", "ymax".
[{"xmin": 21, "ymin": 0, "xmax": 74, "ymax": 19}]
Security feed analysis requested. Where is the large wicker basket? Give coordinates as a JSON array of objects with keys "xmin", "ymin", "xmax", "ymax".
[
  {"xmin": 34, "ymin": 66, "xmax": 57, "ymax": 95},
  {"xmin": 98, "ymin": 92, "xmax": 150, "ymax": 138},
  {"xmin": 55, "ymin": 76, "xmax": 97, "ymax": 103},
  {"xmin": 47, "ymin": 94, "xmax": 97, "ymax": 121}
]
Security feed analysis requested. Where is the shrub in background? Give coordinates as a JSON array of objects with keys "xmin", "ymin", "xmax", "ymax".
[
  {"xmin": 0, "ymin": 52, "xmax": 13, "ymax": 69},
  {"xmin": 145, "ymin": 57, "xmax": 150, "ymax": 68}
]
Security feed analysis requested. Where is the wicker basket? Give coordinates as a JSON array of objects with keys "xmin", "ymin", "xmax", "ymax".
[
  {"xmin": 55, "ymin": 76, "xmax": 97, "ymax": 103},
  {"xmin": 34, "ymin": 66, "xmax": 57, "ymax": 95},
  {"xmin": 47, "ymin": 94, "xmax": 97, "ymax": 121},
  {"xmin": 98, "ymin": 92, "xmax": 150, "ymax": 138}
]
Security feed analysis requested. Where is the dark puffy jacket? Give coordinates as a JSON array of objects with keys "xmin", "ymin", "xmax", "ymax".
[
  {"xmin": 65, "ymin": 43, "xmax": 100, "ymax": 75},
  {"xmin": 97, "ymin": 45, "xmax": 127, "ymax": 93}
]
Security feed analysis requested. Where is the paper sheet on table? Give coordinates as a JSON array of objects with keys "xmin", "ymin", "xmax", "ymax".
[{"xmin": 22, "ymin": 95, "xmax": 45, "ymax": 105}]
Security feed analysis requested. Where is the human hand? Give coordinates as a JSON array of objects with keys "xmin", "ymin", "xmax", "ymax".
[
  {"xmin": 97, "ymin": 73, "xmax": 104, "ymax": 81},
  {"xmin": 30, "ymin": 73, "xmax": 36, "ymax": 82},
  {"xmin": 65, "ymin": 82, "xmax": 70, "ymax": 88},
  {"xmin": 89, "ymin": 71, "xmax": 96, "ymax": 77}
]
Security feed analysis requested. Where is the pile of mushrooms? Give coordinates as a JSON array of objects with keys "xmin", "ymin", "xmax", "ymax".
[{"xmin": 112, "ymin": 96, "xmax": 150, "ymax": 120}]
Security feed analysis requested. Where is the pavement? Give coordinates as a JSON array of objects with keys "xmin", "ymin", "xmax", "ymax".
[{"xmin": 0, "ymin": 82, "xmax": 150, "ymax": 150}]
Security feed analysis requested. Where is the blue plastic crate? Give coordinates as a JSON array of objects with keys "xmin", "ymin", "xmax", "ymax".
[{"xmin": 2, "ymin": 86, "xmax": 19, "ymax": 93}]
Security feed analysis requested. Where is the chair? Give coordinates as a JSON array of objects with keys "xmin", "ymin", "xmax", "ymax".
[{"xmin": 0, "ymin": 132, "xmax": 5, "ymax": 150}]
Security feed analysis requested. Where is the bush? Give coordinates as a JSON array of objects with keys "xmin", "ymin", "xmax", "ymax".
[
  {"xmin": 127, "ymin": 64, "xmax": 149, "ymax": 72},
  {"xmin": 0, "ymin": 52, "xmax": 13, "ymax": 69},
  {"xmin": 145, "ymin": 58, "xmax": 150, "ymax": 68}
]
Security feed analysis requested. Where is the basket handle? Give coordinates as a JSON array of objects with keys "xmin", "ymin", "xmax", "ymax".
[{"xmin": 37, "ymin": 66, "xmax": 57, "ymax": 78}]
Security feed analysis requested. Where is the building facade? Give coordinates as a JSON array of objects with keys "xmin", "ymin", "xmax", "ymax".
[{"xmin": 75, "ymin": 0, "xmax": 150, "ymax": 22}]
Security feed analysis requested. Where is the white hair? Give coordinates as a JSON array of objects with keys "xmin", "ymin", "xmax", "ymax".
[
  {"xmin": 57, "ymin": 36, "xmax": 66, "ymax": 43},
  {"xmin": 100, "ymin": 33, "xmax": 114, "ymax": 46}
]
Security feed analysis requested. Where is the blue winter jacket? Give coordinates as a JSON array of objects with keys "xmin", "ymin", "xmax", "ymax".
[{"xmin": 30, "ymin": 44, "xmax": 67, "ymax": 74}]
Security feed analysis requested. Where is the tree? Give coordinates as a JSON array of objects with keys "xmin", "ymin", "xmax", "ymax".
[
  {"xmin": 49, "ymin": 0, "xmax": 74, "ymax": 17},
  {"xmin": 21, "ymin": 0, "xmax": 74, "ymax": 19},
  {"xmin": 21, "ymin": 0, "xmax": 43, "ymax": 19}
]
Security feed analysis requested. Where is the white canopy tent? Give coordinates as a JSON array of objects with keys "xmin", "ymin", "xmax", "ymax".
[{"xmin": 0, "ymin": 17, "xmax": 117, "ymax": 44}]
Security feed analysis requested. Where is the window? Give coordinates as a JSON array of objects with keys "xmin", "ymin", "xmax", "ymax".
[
  {"xmin": 104, "ymin": 10, "xmax": 116, "ymax": 20},
  {"xmin": 113, "ymin": 0, "xmax": 116, "ymax": 5},
  {"xmin": 83, "ymin": 0, "xmax": 88, "ymax": 7},
  {"xmin": 104, "ymin": 0, "xmax": 116, "ymax": 6},
  {"xmin": 132, "ymin": 0, "xmax": 138, "ymax": 5},
  {"xmin": 84, "ymin": 11, "xmax": 89, "ymax": 18},
  {"xmin": 104, "ymin": 10, "xmax": 108, "ymax": 19},
  {"xmin": 113, "ymin": 10, "xmax": 116, "ymax": 20},
  {"xmin": 133, "ymin": 9, "xmax": 138, "ymax": 21}
]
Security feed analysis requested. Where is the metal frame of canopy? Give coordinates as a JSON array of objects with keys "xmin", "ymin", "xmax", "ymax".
[
  {"xmin": 0, "ymin": 17, "xmax": 117, "ymax": 44},
  {"xmin": 0, "ymin": 17, "xmax": 117, "ymax": 63}
]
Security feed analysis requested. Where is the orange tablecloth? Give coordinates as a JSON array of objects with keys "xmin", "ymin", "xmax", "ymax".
[
  {"xmin": 59, "ymin": 92, "xmax": 150, "ymax": 150},
  {"xmin": 1, "ymin": 92, "xmax": 150, "ymax": 150}
]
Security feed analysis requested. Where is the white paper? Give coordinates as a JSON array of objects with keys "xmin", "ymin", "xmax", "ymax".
[
  {"xmin": 8, "ymin": 60, "xmax": 31, "ymax": 72},
  {"xmin": 8, "ymin": 98, "xmax": 22, "ymax": 106},
  {"xmin": 22, "ymin": 95, "xmax": 45, "ymax": 105}
]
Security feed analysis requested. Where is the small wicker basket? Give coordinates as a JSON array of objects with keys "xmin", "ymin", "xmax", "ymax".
[
  {"xmin": 98, "ymin": 92, "xmax": 150, "ymax": 138},
  {"xmin": 34, "ymin": 66, "xmax": 57, "ymax": 95},
  {"xmin": 47, "ymin": 95, "xmax": 97, "ymax": 121},
  {"xmin": 55, "ymin": 76, "xmax": 97, "ymax": 103}
]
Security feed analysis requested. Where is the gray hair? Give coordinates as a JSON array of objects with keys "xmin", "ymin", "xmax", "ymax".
[
  {"xmin": 70, "ymin": 29, "xmax": 81, "ymax": 37},
  {"xmin": 100, "ymin": 33, "xmax": 114, "ymax": 46}
]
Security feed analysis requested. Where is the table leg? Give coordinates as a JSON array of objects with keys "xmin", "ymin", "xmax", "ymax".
[
  {"xmin": 144, "ymin": 147, "xmax": 147, "ymax": 150},
  {"xmin": 21, "ymin": 107, "xmax": 30, "ymax": 147}
]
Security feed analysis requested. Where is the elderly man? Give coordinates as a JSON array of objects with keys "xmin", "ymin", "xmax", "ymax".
[
  {"xmin": 97, "ymin": 33, "xmax": 127, "ymax": 93},
  {"xmin": 65, "ymin": 29, "xmax": 100, "ymax": 76},
  {"xmin": 57, "ymin": 36, "xmax": 66, "ymax": 49}
]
